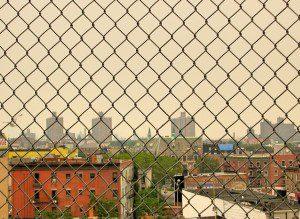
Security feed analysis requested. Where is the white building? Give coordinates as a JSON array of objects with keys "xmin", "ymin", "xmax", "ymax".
[{"xmin": 182, "ymin": 189, "xmax": 300, "ymax": 219}]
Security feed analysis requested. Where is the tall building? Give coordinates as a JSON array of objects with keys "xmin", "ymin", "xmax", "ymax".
[
  {"xmin": 171, "ymin": 112, "xmax": 195, "ymax": 137},
  {"xmin": 260, "ymin": 119, "xmax": 274, "ymax": 140},
  {"xmin": 260, "ymin": 117, "xmax": 299, "ymax": 142},
  {"xmin": 247, "ymin": 128, "xmax": 257, "ymax": 139},
  {"xmin": 25, "ymin": 129, "xmax": 36, "ymax": 140},
  {"xmin": 91, "ymin": 112, "xmax": 112, "ymax": 143},
  {"xmin": 46, "ymin": 112, "xmax": 64, "ymax": 143}
]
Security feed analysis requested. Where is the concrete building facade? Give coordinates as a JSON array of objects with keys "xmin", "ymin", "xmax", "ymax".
[
  {"xmin": 46, "ymin": 112, "xmax": 64, "ymax": 143},
  {"xmin": 171, "ymin": 112, "xmax": 195, "ymax": 137},
  {"xmin": 91, "ymin": 112, "xmax": 112, "ymax": 143}
]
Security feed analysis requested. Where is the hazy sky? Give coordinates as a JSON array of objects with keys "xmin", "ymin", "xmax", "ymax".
[{"xmin": 0, "ymin": 0, "xmax": 299, "ymax": 140}]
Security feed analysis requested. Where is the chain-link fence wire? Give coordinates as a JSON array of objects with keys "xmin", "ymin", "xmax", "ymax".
[{"xmin": 0, "ymin": 0, "xmax": 300, "ymax": 218}]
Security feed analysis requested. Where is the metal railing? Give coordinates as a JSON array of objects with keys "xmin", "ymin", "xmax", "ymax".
[{"xmin": 0, "ymin": 0, "xmax": 299, "ymax": 218}]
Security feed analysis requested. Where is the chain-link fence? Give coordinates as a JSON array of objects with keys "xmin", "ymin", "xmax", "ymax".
[{"xmin": 0, "ymin": 0, "xmax": 299, "ymax": 218}]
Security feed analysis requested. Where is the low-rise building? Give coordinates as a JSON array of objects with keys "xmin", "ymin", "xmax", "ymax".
[
  {"xmin": 11, "ymin": 157, "xmax": 134, "ymax": 218},
  {"xmin": 1, "ymin": 145, "xmax": 78, "ymax": 159},
  {"xmin": 286, "ymin": 165, "xmax": 300, "ymax": 193},
  {"xmin": 185, "ymin": 172, "xmax": 248, "ymax": 191},
  {"xmin": 0, "ymin": 156, "xmax": 9, "ymax": 219},
  {"xmin": 182, "ymin": 189, "xmax": 300, "ymax": 219},
  {"xmin": 138, "ymin": 168, "xmax": 152, "ymax": 190},
  {"xmin": 222, "ymin": 153, "xmax": 297, "ymax": 190}
]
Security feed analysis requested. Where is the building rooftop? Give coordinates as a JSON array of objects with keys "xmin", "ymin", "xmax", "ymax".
[
  {"xmin": 184, "ymin": 188, "xmax": 300, "ymax": 212},
  {"xmin": 10, "ymin": 156, "xmax": 132, "ymax": 168}
]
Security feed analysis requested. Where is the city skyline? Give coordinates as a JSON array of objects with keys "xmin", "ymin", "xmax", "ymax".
[{"xmin": 1, "ymin": 112, "xmax": 299, "ymax": 143}]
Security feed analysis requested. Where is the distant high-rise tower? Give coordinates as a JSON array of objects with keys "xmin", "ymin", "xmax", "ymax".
[
  {"xmin": 171, "ymin": 112, "xmax": 195, "ymax": 137},
  {"xmin": 91, "ymin": 112, "xmax": 112, "ymax": 143},
  {"xmin": 46, "ymin": 112, "xmax": 64, "ymax": 143},
  {"xmin": 260, "ymin": 119, "xmax": 273, "ymax": 140},
  {"xmin": 247, "ymin": 128, "xmax": 256, "ymax": 139}
]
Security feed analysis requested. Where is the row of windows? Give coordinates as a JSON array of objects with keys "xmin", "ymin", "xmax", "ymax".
[
  {"xmin": 247, "ymin": 160, "xmax": 293, "ymax": 168},
  {"xmin": 34, "ymin": 172, "xmax": 118, "ymax": 182},
  {"xmin": 34, "ymin": 189, "xmax": 118, "ymax": 199}
]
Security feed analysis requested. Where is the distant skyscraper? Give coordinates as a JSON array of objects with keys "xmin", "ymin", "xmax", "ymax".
[
  {"xmin": 171, "ymin": 112, "xmax": 195, "ymax": 137},
  {"xmin": 260, "ymin": 117, "xmax": 299, "ymax": 142},
  {"xmin": 25, "ymin": 129, "xmax": 36, "ymax": 140},
  {"xmin": 260, "ymin": 119, "xmax": 274, "ymax": 140},
  {"xmin": 46, "ymin": 112, "xmax": 64, "ymax": 143},
  {"xmin": 91, "ymin": 112, "xmax": 112, "ymax": 143},
  {"xmin": 247, "ymin": 128, "xmax": 257, "ymax": 139}
]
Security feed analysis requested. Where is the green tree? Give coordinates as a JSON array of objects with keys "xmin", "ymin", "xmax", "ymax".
[
  {"xmin": 153, "ymin": 156, "xmax": 182, "ymax": 184},
  {"xmin": 197, "ymin": 156, "xmax": 220, "ymax": 173},
  {"xmin": 113, "ymin": 152, "xmax": 182, "ymax": 184},
  {"xmin": 135, "ymin": 187, "xmax": 166, "ymax": 218},
  {"xmin": 89, "ymin": 194, "xmax": 118, "ymax": 218}
]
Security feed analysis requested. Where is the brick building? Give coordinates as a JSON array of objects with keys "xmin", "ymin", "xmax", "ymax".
[
  {"xmin": 286, "ymin": 165, "xmax": 300, "ymax": 193},
  {"xmin": 222, "ymin": 154, "xmax": 297, "ymax": 190},
  {"xmin": 184, "ymin": 172, "xmax": 248, "ymax": 191},
  {"xmin": 11, "ymin": 157, "xmax": 133, "ymax": 218}
]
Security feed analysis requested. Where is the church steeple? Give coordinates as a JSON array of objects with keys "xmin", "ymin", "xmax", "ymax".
[{"xmin": 147, "ymin": 127, "xmax": 151, "ymax": 140}]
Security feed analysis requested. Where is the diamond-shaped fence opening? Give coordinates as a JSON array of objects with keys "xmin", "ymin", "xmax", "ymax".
[{"xmin": 0, "ymin": 0, "xmax": 299, "ymax": 218}]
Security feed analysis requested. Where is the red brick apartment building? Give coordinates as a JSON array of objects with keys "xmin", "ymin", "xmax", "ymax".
[
  {"xmin": 222, "ymin": 153, "xmax": 297, "ymax": 189},
  {"xmin": 185, "ymin": 172, "xmax": 248, "ymax": 191},
  {"xmin": 11, "ymin": 157, "xmax": 134, "ymax": 219}
]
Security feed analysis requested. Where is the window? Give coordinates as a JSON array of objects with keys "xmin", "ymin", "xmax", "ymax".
[
  {"xmin": 289, "ymin": 160, "xmax": 293, "ymax": 166},
  {"xmin": 264, "ymin": 170, "xmax": 268, "ymax": 176},
  {"xmin": 182, "ymin": 155, "xmax": 187, "ymax": 162},
  {"xmin": 282, "ymin": 179, "xmax": 286, "ymax": 186},
  {"xmin": 274, "ymin": 170, "xmax": 278, "ymax": 176},
  {"xmin": 194, "ymin": 154, "xmax": 198, "ymax": 160},
  {"xmin": 34, "ymin": 173, "xmax": 39, "ymax": 183},
  {"xmin": 249, "ymin": 170, "xmax": 253, "ymax": 176},
  {"xmin": 281, "ymin": 160, "xmax": 286, "ymax": 167},
  {"xmin": 35, "ymin": 206, "xmax": 40, "ymax": 216},
  {"xmin": 249, "ymin": 162, "xmax": 253, "ymax": 168},
  {"xmin": 78, "ymin": 189, "xmax": 83, "ymax": 195},
  {"xmin": 51, "ymin": 190, "xmax": 56, "ymax": 198},
  {"xmin": 90, "ymin": 172, "xmax": 95, "ymax": 180},
  {"xmin": 112, "ymin": 172, "xmax": 118, "ymax": 182},
  {"xmin": 263, "ymin": 161, "xmax": 267, "ymax": 167},
  {"xmin": 66, "ymin": 189, "xmax": 71, "ymax": 196},
  {"xmin": 257, "ymin": 179, "xmax": 261, "ymax": 186},
  {"xmin": 34, "ymin": 190, "xmax": 39, "ymax": 200},
  {"xmin": 256, "ymin": 161, "xmax": 260, "ymax": 167},
  {"xmin": 90, "ymin": 189, "xmax": 95, "ymax": 195},
  {"xmin": 113, "ymin": 190, "xmax": 118, "ymax": 199},
  {"xmin": 141, "ymin": 176, "xmax": 146, "ymax": 184},
  {"xmin": 66, "ymin": 173, "xmax": 71, "ymax": 180}
]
